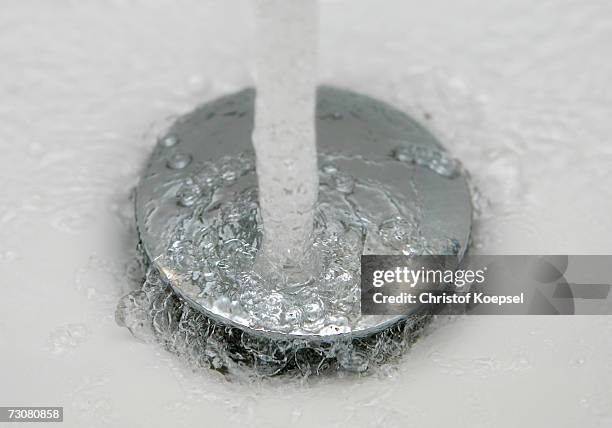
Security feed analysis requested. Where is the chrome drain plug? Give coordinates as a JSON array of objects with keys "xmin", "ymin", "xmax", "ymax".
[{"xmin": 117, "ymin": 86, "xmax": 472, "ymax": 375}]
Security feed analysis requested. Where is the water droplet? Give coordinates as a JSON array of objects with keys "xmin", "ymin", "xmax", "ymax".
[
  {"xmin": 167, "ymin": 153, "xmax": 192, "ymax": 170},
  {"xmin": 48, "ymin": 323, "xmax": 89, "ymax": 354},
  {"xmin": 336, "ymin": 346, "xmax": 369, "ymax": 372},
  {"xmin": 422, "ymin": 237, "xmax": 461, "ymax": 256},
  {"xmin": 333, "ymin": 172, "xmax": 354, "ymax": 194},
  {"xmin": 158, "ymin": 134, "xmax": 179, "ymax": 147},
  {"xmin": 302, "ymin": 298, "xmax": 324, "ymax": 322},
  {"xmin": 176, "ymin": 178, "xmax": 201, "ymax": 207},
  {"xmin": 393, "ymin": 145, "xmax": 460, "ymax": 178},
  {"xmin": 321, "ymin": 163, "xmax": 338, "ymax": 174},
  {"xmin": 115, "ymin": 291, "xmax": 154, "ymax": 342},
  {"xmin": 282, "ymin": 307, "xmax": 303, "ymax": 325},
  {"xmin": 378, "ymin": 216, "xmax": 419, "ymax": 250}
]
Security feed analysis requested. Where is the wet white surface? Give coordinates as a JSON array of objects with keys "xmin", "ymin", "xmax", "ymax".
[{"xmin": 1, "ymin": 1, "xmax": 611, "ymax": 427}]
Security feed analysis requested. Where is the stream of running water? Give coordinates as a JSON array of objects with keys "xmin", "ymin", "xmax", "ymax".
[{"xmin": 252, "ymin": 0, "xmax": 319, "ymax": 273}]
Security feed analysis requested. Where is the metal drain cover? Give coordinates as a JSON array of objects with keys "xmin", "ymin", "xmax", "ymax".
[{"xmin": 135, "ymin": 86, "xmax": 472, "ymax": 341}]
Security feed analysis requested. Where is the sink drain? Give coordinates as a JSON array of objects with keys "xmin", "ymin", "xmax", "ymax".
[{"xmin": 117, "ymin": 86, "xmax": 472, "ymax": 375}]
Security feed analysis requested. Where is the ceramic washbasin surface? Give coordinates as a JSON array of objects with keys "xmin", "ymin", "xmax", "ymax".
[{"xmin": 1, "ymin": 1, "xmax": 611, "ymax": 427}]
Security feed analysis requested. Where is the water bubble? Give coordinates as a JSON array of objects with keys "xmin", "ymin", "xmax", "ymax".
[
  {"xmin": 282, "ymin": 307, "xmax": 303, "ymax": 325},
  {"xmin": 115, "ymin": 291, "xmax": 154, "ymax": 342},
  {"xmin": 167, "ymin": 152, "xmax": 192, "ymax": 170},
  {"xmin": 378, "ymin": 216, "xmax": 419, "ymax": 251},
  {"xmin": 333, "ymin": 172, "xmax": 354, "ymax": 194},
  {"xmin": 219, "ymin": 159, "xmax": 241, "ymax": 183},
  {"xmin": 176, "ymin": 178, "xmax": 201, "ymax": 207},
  {"xmin": 336, "ymin": 346, "xmax": 369, "ymax": 373},
  {"xmin": 212, "ymin": 295, "xmax": 232, "ymax": 314},
  {"xmin": 393, "ymin": 145, "xmax": 460, "ymax": 178},
  {"xmin": 158, "ymin": 134, "xmax": 179, "ymax": 147},
  {"xmin": 321, "ymin": 163, "xmax": 338, "ymax": 174},
  {"xmin": 302, "ymin": 298, "xmax": 324, "ymax": 323},
  {"xmin": 320, "ymin": 112, "xmax": 344, "ymax": 121},
  {"xmin": 421, "ymin": 237, "xmax": 461, "ymax": 256},
  {"xmin": 319, "ymin": 324, "xmax": 351, "ymax": 335}
]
